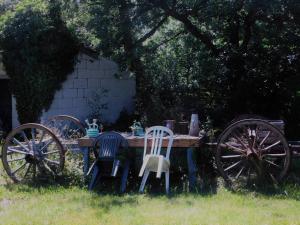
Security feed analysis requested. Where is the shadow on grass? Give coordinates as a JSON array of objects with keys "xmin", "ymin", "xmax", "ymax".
[
  {"xmin": 226, "ymin": 159, "xmax": 300, "ymax": 201},
  {"xmin": 227, "ymin": 180, "xmax": 300, "ymax": 202},
  {"xmin": 88, "ymin": 192, "xmax": 140, "ymax": 213},
  {"xmin": 2, "ymin": 172, "xmax": 86, "ymax": 194},
  {"xmin": 1, "ymin": 155, "xmax": 300, "ymax": 202}
]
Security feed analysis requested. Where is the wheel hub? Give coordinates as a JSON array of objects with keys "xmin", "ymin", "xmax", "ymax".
[
  {"xmin": 25, "ymin": 145, "xmax": 45, "ymax": 163},
  {"xmin": 25, "ymin": 154, "xmax": 37, "ymax": 164},
  {"xmin": 246, "ymin": 148, "xmax": 257, "ymax": 157}
]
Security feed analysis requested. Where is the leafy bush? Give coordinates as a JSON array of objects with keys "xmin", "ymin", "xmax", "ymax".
[
  {"xmin": 87, "ymin": 88, "xmax": 108, "ymax": 123},
  {"xmin": 0, "ymin": 1, "xmax": 79, "ymax": 124}
]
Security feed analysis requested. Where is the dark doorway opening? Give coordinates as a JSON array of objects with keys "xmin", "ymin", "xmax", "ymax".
[{"xmin": 0, "ymin": 79, "xmax": 12, "ymax": 134}]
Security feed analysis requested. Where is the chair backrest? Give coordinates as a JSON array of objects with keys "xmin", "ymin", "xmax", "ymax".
[
  {"xmin": 143, "ymin": 126, "xmax": 174, "ymax": 160},
  {"xmin": 93, "ymin": 131, "xmax": 128, "ymax": 159}
]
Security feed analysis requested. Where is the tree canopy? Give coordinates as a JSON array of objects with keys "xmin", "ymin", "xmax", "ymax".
[
  {"xmin": 0, "ymin": 0, "xmax": 299, "ymax": 137},
  {"xmin": 66, "ymin": 0, "xmax": 300, "ymax": 136}
]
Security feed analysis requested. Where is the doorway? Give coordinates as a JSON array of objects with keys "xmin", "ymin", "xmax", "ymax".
[{"xmin": 0, "ymin": 79, "xmax": 12, "ymax": 134}]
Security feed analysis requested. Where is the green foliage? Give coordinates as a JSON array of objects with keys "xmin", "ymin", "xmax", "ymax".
[
  {"xmin": 142, "ymin": 32, "xmax": 223, "ymax": 124},
  {"xmin": 87, "ymin": 88, "xmax": 108, "ymax": 122},
  {"xmin": 0, "ymin": 0, "xmax": 79, "ymax": 124},
  {"xmin": 139, "ymin": 0, "xmax": 300, "ymax": 135},
  {"xmin": 4, "ymin": 0, "xmax": 299, "ymax": 136},
  {"xmin": 109, "ymin": 108, "xmax": 137, "ymax": 131},
  {"xmin": 55, "ymin": 1, "xmax": 300, "ymax": 137}
]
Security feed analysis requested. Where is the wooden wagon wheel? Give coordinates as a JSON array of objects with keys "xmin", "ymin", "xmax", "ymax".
[
  {"xmin": 2, "ymin": 123, "xmax": 65, "ymax": 183},
  {"xmin": 44, "ymin": 115, "xmax": 86, "ymax": 152},
  {"xmin": 216, "ymin": 119, "xmax": 291, "ymax": 187}
]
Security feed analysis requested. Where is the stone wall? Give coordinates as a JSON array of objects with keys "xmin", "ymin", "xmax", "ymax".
[{"xmin": 12, "ymin": 54, "xmax": 136, "ymax": 127}]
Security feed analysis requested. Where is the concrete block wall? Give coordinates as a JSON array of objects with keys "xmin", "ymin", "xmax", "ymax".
[{"xmin": 12, "ymin": 53, "xmax": 136, "ymax": 128}]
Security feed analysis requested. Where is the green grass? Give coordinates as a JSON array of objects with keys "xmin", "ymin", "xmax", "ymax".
[
  {"xmin": 1, "ymin": 143, "xmax": 300, "ymax": 225},
  {"xmin": 0, "ymin": 181, "xmax": 300, "ymax": 225}
]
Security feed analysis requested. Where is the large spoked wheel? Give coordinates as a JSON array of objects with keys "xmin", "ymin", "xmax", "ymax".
[
  {"xmin": 2, "ymin": 123, "xmax": 65, "ymax": 183},
  {"xmin": 216, "ymin": 119, "xmax": 291, "ymax": 188},
  {"xmin": 44, "ymin": 115, "xmax": 86, "ymax": 152}
]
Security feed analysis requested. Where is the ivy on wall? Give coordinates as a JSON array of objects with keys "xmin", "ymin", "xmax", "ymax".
[{"xmin": 0, "ymin": 1, "xmax": 79, "ymax": 124}]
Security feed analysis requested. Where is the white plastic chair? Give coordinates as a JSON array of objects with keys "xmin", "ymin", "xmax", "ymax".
[{"xmin": 138, "ymin": 126, "xmax": 174, "ymax": 194}]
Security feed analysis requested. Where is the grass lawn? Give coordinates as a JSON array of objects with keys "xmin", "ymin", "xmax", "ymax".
[
  {"xmin": 1, "ymin": 146, "xmax": 300, "ymax": 225},
  {"xmin": 0, "ymin": 183, "xmax": 300, "ymax": 225}
]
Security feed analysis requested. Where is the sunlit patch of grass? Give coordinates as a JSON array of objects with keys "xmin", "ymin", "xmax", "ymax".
[{"xmin": 0, "ymin": 183, "xmax": 299, "ymax": 225}]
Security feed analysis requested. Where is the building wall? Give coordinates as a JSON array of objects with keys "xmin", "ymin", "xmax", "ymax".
[{"xmin": 12, "ymin": 54, "xmax": 136, "ymax": 128}]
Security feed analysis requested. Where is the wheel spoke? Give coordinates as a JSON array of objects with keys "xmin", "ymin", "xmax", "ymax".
[
  {"xmin": 40, "ymin": 139, "xmax": 54, "ymax": 152},
  {"xmin": 263, "ymin": 153, "xmax": 286, "ymax": 157},
  {"xmin": 42, "ymin": 161, "xmax": 57, "ymax": 176},
  {"xmin": 12, "ymin": 162, "xmax": 27, "ymax": 174},
  {"xmin": 262, "ymin": 140, "xmax": 281, "ymax": 151},
  {"xmin": 259, "ymin": 131, "xmax": 270, "ymax": 147},
  {"xmin": 232, "ymin": 132, "xmax": 248, "ymax": 150},
  {"xmin": 267, "ymin": 171, "xmax": 278, "ymax": 185},
  {"xmin": 23, "ymin": 164, "xmax": 32, "ymax": 179},
  {"xmin": 7, "ymin": 156, "xmax": 25, "ymax": 162},
  {"xmin": 223, "ymin": 143, "xmax": 245, "ymax": 154},
  {"xmin": 232, "ymin": 128, "xmax": 248, "ymax": 149},
  {"xmin": 43, "ymin": 158, "xmax": 60, "ymax": 165},
  {"xmin": 7, "ymin": 147, "xmax": 28, "ymax": 155},
  {"xmin": 21, "ymin": 131, "xmax": 31, "ymax": 150},
  {"xmin": 235, "ymin": 166, "xmax": 245, "ymax": 179},
  {"xmin": 12, "ymin": 138, "xmax": 30, "ymax": 152},
  {"xmin": 224, "ymin": 160, "xmax": 242, "ymax": 172},
  {"xmin": 221, "ymin": 154, "xmax": 242, "ymax": 159},
  {"xmin": 264, "ymin": 159, "xmax": 281, "ymax": 168},
  {"xmin": 42, "ymin": 150, "xmax": 60, "ymax": 155}
]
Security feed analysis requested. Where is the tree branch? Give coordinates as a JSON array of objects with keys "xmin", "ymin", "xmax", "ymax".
[
  {"xmin": 148, "ymin": 30, "xmax": 186, "ymax": 52},
  {"xmin": 229, "ymin": 0, "xmax": 245, "ymax": 47},
  {"xmin": 168, "ymin": 12, "xmax": 220, "ymax": 56},
  {"xmin": 131, "ymin": 4, "xmax": 153, "ymax": 21},
  {"xmin": 148, "ymin": 0, "xmax": 220, "ymax": 56},
  {"xmin": 241, "ymin": 9, "xmax": 256, "ymax": 51},
  {"xmin": 134, "ymin": 16, "xmax": 168, "ymax": 45}
]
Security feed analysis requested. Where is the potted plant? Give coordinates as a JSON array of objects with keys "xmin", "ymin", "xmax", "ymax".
[{"xmin": 130, "ymin": 120, "xmax": 144, "ymax": 136}]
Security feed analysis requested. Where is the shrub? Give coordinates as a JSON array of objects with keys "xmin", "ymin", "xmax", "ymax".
[{"xmin": 0, "ymin": 1, "xmax": 79, "ymax": 124}]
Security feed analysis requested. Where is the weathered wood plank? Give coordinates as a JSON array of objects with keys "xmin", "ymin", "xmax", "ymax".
[{"xmin": 78, "ymin": 134, "xmax": 204, "ymax": 148}]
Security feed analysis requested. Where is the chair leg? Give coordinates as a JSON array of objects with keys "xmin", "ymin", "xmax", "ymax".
[
  {"xmin": 88, "ymin": 165, "xmax": 100, "ymax": 190},
  {"xmin": 165, "ymin": 171, "xmax": 170, "ymax": 195},
  {"xmin": 139, "ymin": 157, "xmax": 149, "ymax": 177},
  {"xmin": 120, "ymin": 161, "xmax": 130, "ymax": 193},
  {"xmin": 156, "ymin": 156, "xmax": 163, "ymax": 178},
  {"xmin": 82, "ymin": 147, "xmax": 90, "ymax": 178},
  {"xmin": 111, "ymin": 160, "xmax": 120, "ymax": 177},
  {"xmin": 139, "ymin": 170, "xmax": 150, "ymax": 193}
]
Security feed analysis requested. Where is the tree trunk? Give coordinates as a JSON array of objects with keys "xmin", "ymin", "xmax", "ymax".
[{"xmin": 119, "ymin": 1, "xmax": 148, "ymax": 114}]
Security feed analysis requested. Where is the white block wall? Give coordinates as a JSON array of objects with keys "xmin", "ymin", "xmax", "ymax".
[{"xmin": 12, "ymin": 54, "xmax": 136, "ymax": 128}]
